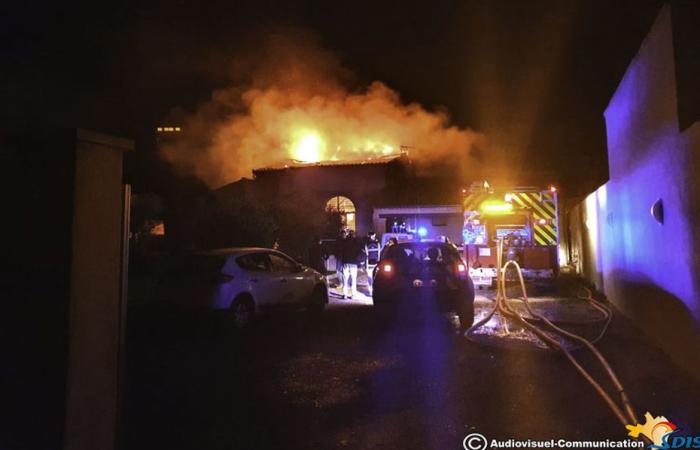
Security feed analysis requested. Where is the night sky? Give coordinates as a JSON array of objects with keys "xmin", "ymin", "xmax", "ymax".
[{"xmin": 3, "ymin": 0, "xmax": 664, "ymax": 195}]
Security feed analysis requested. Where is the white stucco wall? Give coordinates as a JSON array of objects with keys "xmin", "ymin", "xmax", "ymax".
[{"xmin": 575, "ymin": 5, "xmax": 700, "ymax": 380}]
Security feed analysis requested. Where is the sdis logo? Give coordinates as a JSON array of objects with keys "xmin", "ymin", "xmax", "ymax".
[{"xmin": 627, "ymin": 412, "xmax": 700, "ymax": 449}]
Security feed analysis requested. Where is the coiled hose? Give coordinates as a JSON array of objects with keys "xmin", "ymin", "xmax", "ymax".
[{"xmin": 465, "ymin": 239, "xmax": 637, "ymax": 428}]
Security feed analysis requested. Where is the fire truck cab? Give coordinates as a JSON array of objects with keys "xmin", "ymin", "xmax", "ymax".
[{"xmin": 462, "ymin": 182, "xmax": 559, "ymax": 288}]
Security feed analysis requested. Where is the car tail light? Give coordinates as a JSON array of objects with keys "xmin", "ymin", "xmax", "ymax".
[
  {"xmin": 456, "ymin": 263, "xmax": 467, "ymax": 279},
  {"xmin": 383, "ymin": 264, "xmax": 393, "ymax": 273}
]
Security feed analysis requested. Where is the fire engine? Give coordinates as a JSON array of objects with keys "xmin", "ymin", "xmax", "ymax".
[{"xmin": 461, "ymin": 181, "xmax": 560, "ymax": 288}]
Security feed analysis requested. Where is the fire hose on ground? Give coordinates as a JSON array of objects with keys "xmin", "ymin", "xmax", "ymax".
[{"xmin": 464, "ymin": 239, "xmax": 638, "ymax": 428}]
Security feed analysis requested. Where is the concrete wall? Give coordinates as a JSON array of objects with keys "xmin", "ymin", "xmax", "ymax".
[
  {"xmin": 565, "ymin": 198, "xmax": 603, "ymax": 290},
  {"xmin": 567, "ymin": 5, "xmax": 700, "ymax": 381},
  {"xmin": 0, "ymin": 129, "xmax": 131, "ymax": 450},
  {"xmin": 689, "ymin": 121, "xmax": 700, "ymax": 278},
  {"xmin": 64, "ymin": 130, "xmax": 132, "ymax": 450}
]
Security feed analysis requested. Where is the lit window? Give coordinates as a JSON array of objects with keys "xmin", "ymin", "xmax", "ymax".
[{"xmin": 326, "ymin": 196, "xmax": 356, "ymax": 231}]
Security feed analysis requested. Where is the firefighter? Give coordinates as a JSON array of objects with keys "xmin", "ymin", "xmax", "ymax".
[{"xmin": 363, "ymin": 231, "xmax": 381, "ymax": 295}]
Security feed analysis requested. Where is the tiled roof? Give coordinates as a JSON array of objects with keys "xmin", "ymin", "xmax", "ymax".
[{"xmin": 253, "ymin": 155, "xmax": 401, "ymax": 172}]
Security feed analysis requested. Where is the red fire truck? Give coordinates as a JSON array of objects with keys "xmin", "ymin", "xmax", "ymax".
[{"xmin": 461, "ymin": 181, "xmax": 560, "ymax": 288}]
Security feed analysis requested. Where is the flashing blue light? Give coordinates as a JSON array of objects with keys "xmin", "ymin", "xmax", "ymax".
[{"xmin": 417, "ymin": 226, "xmax": 428, "ymax": 237}]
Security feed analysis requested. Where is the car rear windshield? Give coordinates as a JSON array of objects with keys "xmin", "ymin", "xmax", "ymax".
[{"xmin": 382, "ymin": 243, "xmax": 461, "ymax": 265}]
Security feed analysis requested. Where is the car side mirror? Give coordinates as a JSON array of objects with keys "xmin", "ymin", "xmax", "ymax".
[{"xmin": 295, "ymin": 264, "xmax": 305, "ymax": 273}]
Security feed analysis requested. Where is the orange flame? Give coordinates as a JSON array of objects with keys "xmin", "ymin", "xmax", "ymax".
[{"xmin": 160, "ymin": 30, "xmax": 484, "ymax": 188}]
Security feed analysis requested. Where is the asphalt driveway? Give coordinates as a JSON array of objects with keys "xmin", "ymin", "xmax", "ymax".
[{"xmin": 124, "ymin": 290, "xmax": 700, "ymax": 450}]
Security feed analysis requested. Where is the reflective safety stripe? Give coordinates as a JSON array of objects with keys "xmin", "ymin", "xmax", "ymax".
[
  {"xmin": 533, "ymin": 232, "xmax": 548, "ymax": 245},
  {"xmin": 539, "ymin": 200, "xmax": 556, "ymax": 216},
  {"xmin": 510, "ymin": 192, "xmax": 558, "ymax": 246},
  {"xmin": 517, "ymin": 193, "xmax": 551, "ymax": 220},
  {"xmin": 510, "ymin": 194, "xmax": 528, "ymax": 209},
  {"xmin": 533, "ymin": 224, "xmax": 557, "ymax": 245}
]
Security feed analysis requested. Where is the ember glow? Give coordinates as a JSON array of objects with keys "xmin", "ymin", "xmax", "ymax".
[
  {"xmin": 292, "ymin": 131, "xmax": 324, "ymax": 163},
  {"xmin": 160, "ymin": 30, "xmax": 484, "ymax": 187}
]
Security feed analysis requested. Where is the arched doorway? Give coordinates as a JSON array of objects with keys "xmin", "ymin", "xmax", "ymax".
[{"xmin": 326, "ymin": 196, "xmax": 356, "ymax": 231}]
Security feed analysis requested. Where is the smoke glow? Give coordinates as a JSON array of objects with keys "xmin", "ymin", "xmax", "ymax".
[{"xmin": 160, "ymin": 30, "xmax": 484, "ymax": 187}]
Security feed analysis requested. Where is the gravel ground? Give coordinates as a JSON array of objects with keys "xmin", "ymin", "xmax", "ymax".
[{"xmin": 124, "ymin": 282, "xmax": 700, "ymax": 450}]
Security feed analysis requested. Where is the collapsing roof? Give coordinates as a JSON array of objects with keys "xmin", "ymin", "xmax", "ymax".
[{"xmin": 252, "ymin": 154, "xmax": 402, "ymax": 174}]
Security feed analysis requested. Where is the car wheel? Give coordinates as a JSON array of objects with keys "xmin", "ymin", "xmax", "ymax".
[
  {"xmin": 456, "ymin": 287, "xmax": 475, "ymax": 331},
  {"xmin": 457, "ymin": 307, "xmax": 474, "ymax": 331},
  {"xmin": 372, "ymin": 294, "xmax": 394, "ymax": 322},
  {"xmin": 231, "ymin": 295, "xmax": 254, "ymax": 329},
  {"xmin": 307, "ymin": 285, "xmax": 327, "ymax": 317}
]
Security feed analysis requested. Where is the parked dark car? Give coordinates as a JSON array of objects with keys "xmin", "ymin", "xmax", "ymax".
[{"xmin": 372, "ymin": 240, "xmax": 475, "ymax": 329}]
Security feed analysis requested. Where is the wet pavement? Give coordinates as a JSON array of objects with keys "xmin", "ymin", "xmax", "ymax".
[{"xmin": 124, "ymin": 285, "xmax": 700, "ymax": 450}]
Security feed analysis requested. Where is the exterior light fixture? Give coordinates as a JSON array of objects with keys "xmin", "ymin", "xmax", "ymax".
[
  {"xmin": 156, "ymin": 126, "xmax": 182, "ymax": 133},
  {"xmin": 651, "ymin": 198, "xmax": 664, "ymax": 225}
]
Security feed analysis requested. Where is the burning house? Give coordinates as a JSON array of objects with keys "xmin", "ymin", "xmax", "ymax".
[
  {"xmin": 154, "ymin": 34, "xmax": 490, "ymax": 252},
  {"xmin": 175, "ymin": 151, "xmax": 470, "ymax": 254},
  {"xmin": 206, "ymin": 153, "xmax": 466, "ymax": 252},
  {"xmin": 249, "ymin": 155, "xmax": 406, "ymax": 235}
]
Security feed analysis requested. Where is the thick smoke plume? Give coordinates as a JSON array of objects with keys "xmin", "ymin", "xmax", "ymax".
[{"xmin": 161, "ymin": 30, "xmax": 484, "ymax": 188}]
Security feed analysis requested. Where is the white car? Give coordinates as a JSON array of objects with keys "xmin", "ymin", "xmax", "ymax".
[{"xmin": 158, "ymin": 248, "xmax": 328, "ymax": 328}]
